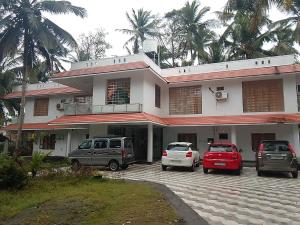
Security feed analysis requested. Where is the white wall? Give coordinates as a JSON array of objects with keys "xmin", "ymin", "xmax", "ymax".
[
  {"xmin": 163, "ymin": 124, "xmax": 298, "ymax": 161},
  {"xmin": 24, "ymin": 95, "xmax": 74, "ymax": 123}
]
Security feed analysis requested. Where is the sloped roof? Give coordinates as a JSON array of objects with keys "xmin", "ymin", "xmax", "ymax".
[
  {"xmin": 3, "ymin": 87, "xmax": 84, "ymax": 99},
  {"xmin": 165, "ymin": 64, "xmax": 300, "ymax": 83},
  {"xmin": 3, "ymin": 123, "xmax": 76, "ymax": 130},
  {"xmin": 52, "ymin": 61, "xmax": 149, "ymax": 79}
]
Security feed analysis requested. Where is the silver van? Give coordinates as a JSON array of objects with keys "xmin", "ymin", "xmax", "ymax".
[{"xmin": 69, "ymin": 137, "xmax": 135, "ymax": 171}]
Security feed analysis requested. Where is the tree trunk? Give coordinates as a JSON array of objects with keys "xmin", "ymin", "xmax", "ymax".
[{"xmin": 15, "ymin": 30, "xmax": 29, "ymax": 153}]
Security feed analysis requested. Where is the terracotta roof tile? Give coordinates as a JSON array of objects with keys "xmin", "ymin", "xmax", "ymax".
[
  {"xmin": 49, "ymin": 113, "xmax": 167, "ymax": 125},
  {"xmin": 165, "ymin": 64, "xmax": 300, "ymax": 83},
  {"xmin": 53, "ymin": 61, "xmax": 149, "ymax": 79},
  {"xmin": 3, "ymin": 123, "xmax": 74, "ymax": 130},
  {"xmin": 3, "ymin": 87, "xmax": 84, "ymax": 99},
  {"xmin": 164, "ymin": 113, "xmax": 300, "ymax": 126}
]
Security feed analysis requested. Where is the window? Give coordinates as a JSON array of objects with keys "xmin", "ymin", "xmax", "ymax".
[
  {"xmin": 34, "ymin": 98, "xmax": 49, "ymax": 116},
  {"xmin": 74, "ymin": 96, "xmax": 92, "ymax": 103},
  {"xmin": 251, "ymin": 133, "xmax": 275, "ymax": 151},
  {"xmin": 109, "ymin": 140, "xmax": 121, "ymax": 148},
  {"xmin": 167, "ymin": 144, "xmax": 189, "ymax": 151},
  {"xmin": 40, "ymin": 134, "xmax": 55, "ymax": 150},
  {"xmin": 209, "ymin": 145, "xmax": 233, "ymax": 152},
  {"xmin": 219, "ymin": 133, "xmax": 228, "ymax": 140},
  {"xmin": 124, "ymin": 138, "xmax": 133, "ymax": 148},
  {"xmin": 242, "ymin": 79, "xmax": 284, "ymax": 112},
  {"xmin": 94, "ymin": 140, "xmax": 107, "ymax": 149},
  {"xmin": 155, "ymin": 84, "xmax": 161, "ymax": 108},
  {"xmin": 216, "ymin": 86, "xmax": 224, "ymax": 91},
  {"xmin": 78, "ymin": 140, "xmax": 92, "ymax": 149},
  {"xmin": 107, "ymin": 78, "xmax": 130, "ymax": 104},
  {"xmin": 169, "ymin": 86, "xmax": 202, "ymax": 115}
]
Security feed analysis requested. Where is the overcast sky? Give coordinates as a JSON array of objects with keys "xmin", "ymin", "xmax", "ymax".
[{"xmin": 49, "ymin": 0, "xmax": 287, "ymax": 57}]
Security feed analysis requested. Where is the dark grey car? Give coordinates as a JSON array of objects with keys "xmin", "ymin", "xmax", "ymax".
[
  {"xmin": 256, "ymin": 140, "xmax": 298, "ymax": 178},
  {"xmin": 69, "ymin": 137, "xmax": 135, "ymax": 171}
]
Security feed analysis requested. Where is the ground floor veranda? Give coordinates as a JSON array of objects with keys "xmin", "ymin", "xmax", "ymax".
[{"xmin": 5, "ymin": 122, "xmax": 300, "ymax": 162}]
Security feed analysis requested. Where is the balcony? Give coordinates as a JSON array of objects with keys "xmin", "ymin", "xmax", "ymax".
[{"xmin": 63, "ymin": 103, "xmax": 143, "ymax": 115}]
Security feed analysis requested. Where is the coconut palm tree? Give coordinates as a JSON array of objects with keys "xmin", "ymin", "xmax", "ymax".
[
  {"xmin": 117, "ymin": 8, "xmax": 161, "ymax": 54},
  {"xmin": 0, "ymin": 0, "xmax": 86, "ymax": 150},
  {"xmin": 198, "ymin": 41, "xmax": 227, "ymax": 64},
  {"xmin": 171, "ymin": 0, "xmax": 217, "ymax": 64}
]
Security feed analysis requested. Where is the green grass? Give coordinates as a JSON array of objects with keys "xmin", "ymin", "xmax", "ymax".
[{"xmin": 0, "ymin": 177, "xmax": 185, "ymax": 225}]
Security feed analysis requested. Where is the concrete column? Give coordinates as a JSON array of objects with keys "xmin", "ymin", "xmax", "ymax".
[
  {"xmin": 147, "ymin": 123, "xmax": 153, "ymax": 163},
  {"xmin": 292, "ymin": 124, "xmax": 300, "ymax": 155},
  {"xmin": 3, "ymin": 139, "xmax": 8, "ymax": 154},
  {"xmin": 66, "ymin": 131, "xmax": 72, "ymax": 156},
  {"xmin": 231, "ymin": 126, "xmax": 237, "ymax": 145}
]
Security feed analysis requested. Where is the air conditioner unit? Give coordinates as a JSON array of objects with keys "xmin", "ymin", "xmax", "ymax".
[
  {"xmin": 215, "ymin": 91, "xmax": 228, "ymax": 101},
  {"xmin": 56, "ymin": 103, "xmax": 64, "ymax": 110}
]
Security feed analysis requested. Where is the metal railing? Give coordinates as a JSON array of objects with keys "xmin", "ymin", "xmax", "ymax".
[{"xmin": 63, "ymin": 103, "xmax": 142, "ymax": 115}]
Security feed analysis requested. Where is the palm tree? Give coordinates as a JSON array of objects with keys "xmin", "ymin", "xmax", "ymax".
[
  {"xmin": 219, "ymin": 6, "xmax": 274, "ymax": 60},
  {"xmin": 171, "ymin": 0, "xmax": 217, "ymax": 64},
  {"xmin": 0, "ymin": 0, "xmax": 86, "ymax": 151},
  {"xmin": 117, "ymin": 8, "xmax": 161, "ymax": 54},
  {"xmin": 198, "ymin": 41, "xmax": 227, "ymax": 64}
]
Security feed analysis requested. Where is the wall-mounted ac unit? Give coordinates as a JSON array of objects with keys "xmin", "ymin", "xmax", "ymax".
[
  {"xmin": 215, "ymin": 91, "xmax": 228, "ymax": 101},
  {"xmin": 56, "ymin": 103, "xmax": 64, "ymax": 111}
]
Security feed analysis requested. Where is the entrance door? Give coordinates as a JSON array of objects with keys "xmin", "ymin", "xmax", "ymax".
[
  {"xmin": 251, "ymin": 133, "xmax": 275, "ymax": 152},
  {"xmin": 178, "ymin": 133, "xmax": 197, "ymax": 149}
]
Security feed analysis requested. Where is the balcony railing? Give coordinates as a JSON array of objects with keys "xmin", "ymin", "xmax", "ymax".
[{"xmin": 63, "ymin": 103, "xmax": 143, "ymax": 115}]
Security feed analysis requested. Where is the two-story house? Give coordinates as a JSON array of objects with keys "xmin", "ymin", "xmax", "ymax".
[{"xmin": 3, "ymin": 52, "xmax": 300, "ymax": 162}]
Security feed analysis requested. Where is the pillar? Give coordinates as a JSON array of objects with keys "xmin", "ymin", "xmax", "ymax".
[
  {"xmin": 66, "ymin": 131, "xmax": 72, "ymax": 156},
  {"xmin": 292, "ymin": 124, "xmax": 300, "ymax": 155},
  {"xmin": 231, "ymin": 126, "xmax": 237, "ymax": 145},
  {"xmin": 147, "ymin": 123, "xmax": 153, "ymax": 163}
]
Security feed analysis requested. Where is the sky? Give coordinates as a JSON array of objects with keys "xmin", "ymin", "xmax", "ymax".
[{"xmin": 49, "ymin": 0, "xmax": 287, "ymax": 57}]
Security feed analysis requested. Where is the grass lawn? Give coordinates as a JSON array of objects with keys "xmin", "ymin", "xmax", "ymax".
[{"xmin": 0, "ymin": 177, "xmax": 185, "ymax": 225}]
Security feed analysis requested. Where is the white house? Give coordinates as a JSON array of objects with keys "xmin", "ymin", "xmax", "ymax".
[{"xmin": 3, "ymin": 50, "xmax": 300, "ymax": 162}]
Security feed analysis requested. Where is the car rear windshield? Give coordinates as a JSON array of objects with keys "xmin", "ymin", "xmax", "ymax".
[
  {"xmin": 209, "ymin": 145, "xmax": 233, "ymax": 152},
  {"xmin": 167, "ymin": 144, "xmax": 189, "ymax": 151},
  {"xmin": 263, "ymin": 141, "xmax": 289, "ymax": 152}
]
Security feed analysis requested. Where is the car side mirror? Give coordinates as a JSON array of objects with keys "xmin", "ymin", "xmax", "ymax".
[{"xmin": 239, "ymin": 149, "xmax": 243, "ymax": 153}]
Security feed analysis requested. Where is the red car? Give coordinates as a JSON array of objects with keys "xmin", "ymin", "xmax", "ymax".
[{"xmin": 202, "ymin": 143, "xmax": 243, "ymax": 175}]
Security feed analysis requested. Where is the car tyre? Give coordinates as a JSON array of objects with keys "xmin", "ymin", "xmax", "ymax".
[
  {"xmin": 257, "ymin": 170, "xmax": 262, "ymax": 177},
  {"xmin": 292, "ymin": 171, "xmax": 298, "ymax": 179},
  {"xmin": 109, "ymin": 160, "xmax": 119, "ymax": 172},
  {"xmin": 236, "ymin": 169, "xmax": 241, "ymax": 176},
  {"xmin": 190, "ymin": 163, "xmax": 195, "ymax": 172},
  {"xmin": 195, "ymin": 159, "xmax": 200, "ymax": 167},
  {"xmin": 203, "ymin": 168, "xmax": 208, "ymax": 174},
  {"xmin": 121, "ymin": 164, "xmax": 128, "ymax": 170},
  {"xmin": 162, "ymin": 165, "xmax": 167, "ymax": 171},
  {"xmin": 71, "ymin": 160, "xmax": 80, "ymax": 171}
]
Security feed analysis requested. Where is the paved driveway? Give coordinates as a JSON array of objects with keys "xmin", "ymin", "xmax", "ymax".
[{"xmin": 103, "ymin": 163, "xmax": 300, "ymax": 225}]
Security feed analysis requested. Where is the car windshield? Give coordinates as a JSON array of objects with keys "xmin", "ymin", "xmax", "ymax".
[
  {"xmin": 209, "ymin": 145, "xmax": 233, "ymax": 152},
  {"xmin": 263, "ymin": 141, "xmax": 289, "ymax": 152},
  {"xmin": 167, "ymin": 144, "xmax": 189, "ymax": 151},
  {"xmin": 78, "ymin": 140, "xmax": 92, "ymax": 149}
]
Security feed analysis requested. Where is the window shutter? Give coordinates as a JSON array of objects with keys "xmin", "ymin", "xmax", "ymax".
[
  {"xmin": 34, "ymin": 98, "xmax": 49, "ymax": 116},
  {"xmin": 242, "ymin": 79, "xmax": 284, "ymax": 112}
]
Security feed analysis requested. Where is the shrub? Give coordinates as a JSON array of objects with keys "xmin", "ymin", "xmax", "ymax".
[
  {"xmin": 30, "ymin": 152, "xmax": 49, "ymax": 177},
  {"xmin": 0, "ymin": 154, "xmax": 28, "ymax": 190}
]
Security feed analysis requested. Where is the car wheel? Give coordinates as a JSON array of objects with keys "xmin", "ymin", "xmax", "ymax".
[
  {"xmin": 292, "ymin": 171, "xmax": 298, "ymax": 179},
  {"xmin": 236, "ymin": 169, "xmax": 241, "ymax": 176},
  {"xmin": 257, "ymin": 170, "xmax": 262, "ymax": 177},
  {"xmin": 121, "ymin": 164, "xmax": 128, "ymax": 170},
  {"xmin": 71, "ymin": 160, "xmax": 80, "ymax": 171},
  {"xmin": 109, "ymin": 160, "xmax": 119, "ymax": 172},
  {"xmin": 195, "ymin": 158, "xmax": 200, "ymax": 167},
  {"xmin": 190, "ymin": 163, "xmax": 195, "ymax": 172},
  {"xmin": 162, "ymin": 165, "xmax": 167, "ymax": 171},
  {"xmin": 203, "ymin": 168, "xmax": 208, "ymax": 174}
]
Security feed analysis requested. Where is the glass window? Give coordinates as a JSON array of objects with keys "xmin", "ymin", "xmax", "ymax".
[
  {"xmin": 219, "ymin": 133, "xmax": 228, "ymax": 140},
  {"xmin": 109, "ymin": 140, "xmax": 121, "ymax": 148},
  {"xmin": 124, "ymin": 138, "xmax": 133, "ymax": 148},
  {"xmin": 94, "ymin": 140, "xmax": 107, "ymax": 149},
  {"xmin": 167, "ymin": 144, "xmax": 189, "ymax": 151},
  {"xmin": 78, "ymin": 140, "xmax": 92, "ymax": 149},
  {"xmin": 39, "ymin": 134, "xmax": 55, "ymax": 150},
  {"xmin": 263, "ymin": 141, "xmax": 289, "ymax": 152},
  {"xmin": 107, "ymin": 78, "xmax": 130, "ymax": 104},
  {"xmin": 155, "ymin": 84, "xmax": 161, "ymax": 108},
  {"xmin": 209, "ymin": 146, "xmax": 233, "ymax": 152}
]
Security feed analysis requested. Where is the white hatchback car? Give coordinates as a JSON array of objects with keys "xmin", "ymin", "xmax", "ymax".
[{"xmin": 161, "ymin": 142, "xmax": 201, "ymax": 172}]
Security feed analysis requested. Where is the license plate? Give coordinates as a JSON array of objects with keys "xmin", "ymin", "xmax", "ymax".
[
  {"xmin": 171, "ymin": 160, "xmax": 181, "ymax": 163},
  {"xmin": 214, "ymin": 162, "xmax": 226, "ymax": 166}
]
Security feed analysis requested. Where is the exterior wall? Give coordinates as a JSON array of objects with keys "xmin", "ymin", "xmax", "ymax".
[
  {"xmin": 32, "ymin": 129, "xmax": 87, "ymax": 156},
  {"xmin": 163, "ymin": 124, "xmax": 299, "ymax": 161},
  {"xmin": 24, "ymin": 95, "xmax": 73, "ymax": 123}
]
